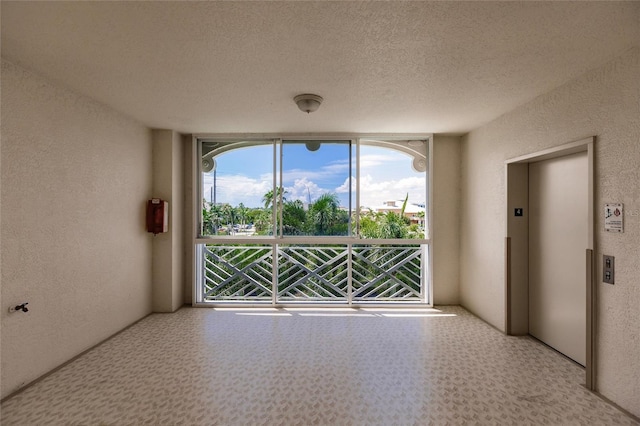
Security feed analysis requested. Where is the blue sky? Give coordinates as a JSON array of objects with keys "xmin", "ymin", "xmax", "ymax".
[{"xmin": 203, "ymin": 142, "xmax": 426, "ymax": 209}]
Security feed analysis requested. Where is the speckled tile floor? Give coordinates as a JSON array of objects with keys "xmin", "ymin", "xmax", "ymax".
[{"xmin": 1, "ymin": 306, "xmax": 637, "ymax": 425}]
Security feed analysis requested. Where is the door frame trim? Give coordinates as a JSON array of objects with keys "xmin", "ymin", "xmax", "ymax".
[{"xmin": 505, "ymin": 136, "xmax": 595, "ymax": 390}]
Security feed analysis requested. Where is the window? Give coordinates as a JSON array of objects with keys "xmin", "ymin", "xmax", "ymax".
[
  {"xmin": 200, "ymin": 140, "xmax": 274, "ymax": 236},
  {"xmin": 196, "ymin": 136, "xmax": 430, "ymax": 305},
  {"xmin": 199, "ymin": 138, "xmax": 427, "ymax": 240}
]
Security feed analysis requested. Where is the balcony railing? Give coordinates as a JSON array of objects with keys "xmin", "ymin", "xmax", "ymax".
[{"xmin": 199, "ymin": 243, "xmax": 427, "ymax": 304}]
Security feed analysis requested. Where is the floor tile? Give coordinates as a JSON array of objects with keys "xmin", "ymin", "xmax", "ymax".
[{"xmin": 2, "ymin": 306, "xmax": 637, "ymax": 425}]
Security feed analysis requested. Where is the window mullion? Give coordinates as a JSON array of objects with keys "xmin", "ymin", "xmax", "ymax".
[
  {"xmin": 278, "ymin": 139, "xmax": 284, "ymax": 238},
  {"xmin": 356, "ymin": 138, "xmax": 361, "ymax": 238}
]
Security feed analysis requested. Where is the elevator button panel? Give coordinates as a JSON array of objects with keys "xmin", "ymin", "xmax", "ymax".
[{"xmin": 603, "ymin": 255, "xmax": 615, "ymax": 285}]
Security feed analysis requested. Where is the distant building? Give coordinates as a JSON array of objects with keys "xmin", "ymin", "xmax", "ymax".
[{"xmin": 368, "ymin": 200, "xmax": 425, "ymax": 225}]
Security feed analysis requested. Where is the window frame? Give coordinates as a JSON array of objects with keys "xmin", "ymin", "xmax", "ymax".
[{"xmin": 192, "ymin": 133, "xmax": 433, "ymax": 306}]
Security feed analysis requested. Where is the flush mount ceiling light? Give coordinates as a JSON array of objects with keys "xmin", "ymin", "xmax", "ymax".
[{"xmin": 294, "ymin": 94, "xmax": 323, "ymax": 113}]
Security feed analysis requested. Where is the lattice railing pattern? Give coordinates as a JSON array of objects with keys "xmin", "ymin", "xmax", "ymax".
[
  {"xmin": 203, "ymin": 245, "xmax": 273, "ymax": 301},
  {"xmin": 352, "ymin": 245, "xmax": 422, "ymax": 300},
  {"xmin": 201, "ymin": 244, "xmax": 424, "ymax": 303},
  {"xmin": 277, "ymin": 246, "xmax": 349, "ymax": 301}
]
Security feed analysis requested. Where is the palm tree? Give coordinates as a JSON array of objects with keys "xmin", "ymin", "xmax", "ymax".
[
  {"xmin": 262, "ymin": 187, "xmax": 286, "ymax": 209},
  {"xmin": 237, "ymin": 202, "xmax": 248, "ymax": 230},
  {"xmin": 400, "ymin": 193, "xmax": 409, "ymax": 219},
  {"xmin": 221, "ymin": 204, "xmax": 237, "ymax": 234},
  {"xmin": 209, "ymin": 203, "xmax": 224, "ymax": 235},
  {"xmin": 283, "ymin": 199, "xmax": 307, "ymax": 235},
  {"xmin": 262, "ymin": 187, "xmax": 289, "ymax": 235},
  {"xmin": 379, "ymin": 211, "xmax": 408, "ymax": 239},
  {"xmin": 253, "ymin": 209, "xmax": 271, "ymax": 234},
  {"xmin": 202, "ymin": 199, "xmax": 214, "ymax": 235},
  {"xmin": 359, "ymin": 209, "xmax": 382, "ymax": 238},
  {"xmin": 309, "ymin": 193, "xmax": 339, "ymax": 235}
]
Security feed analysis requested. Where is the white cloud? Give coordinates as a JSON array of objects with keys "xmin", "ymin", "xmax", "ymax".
[
  {"xmin": 322, "ymin": 159, "xmax": 350, "ymax": 174},
  {"xmin": 282, "ymin": 160, "xmax": 349, "ymax": 185},
  {"xmin": 203, "ymin": 174, "xmax": 271, "ymax": 207},
  {"xmin": 335, "ymin": 176, "xmax": 356, "ymax": 193},
  {"xmin": 284, "ymin": 178, "xmax": 326, "ymax": 203},
  {"xmin": 359, "ymin": 153, "xmax": 403, "ymax": 169},
  {"xmin": 354, "ymin": 149, "xmax": 426, "ymax": 207},
  {"xmin": 358, "ymin": 174, "xmax": 426, "ymax": 208}
]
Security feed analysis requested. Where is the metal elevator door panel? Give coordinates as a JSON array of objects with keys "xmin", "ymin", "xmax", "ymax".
[{"xmin": 528, "ymin": 151, "xmax": 587, "ymax": 366}]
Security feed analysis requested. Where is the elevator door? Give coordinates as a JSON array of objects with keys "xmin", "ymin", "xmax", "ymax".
[{"xmin": 528, "ymin": 151, "xmax": 587, "ymax": 365}]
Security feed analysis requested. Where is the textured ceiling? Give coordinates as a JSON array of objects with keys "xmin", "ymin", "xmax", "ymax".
[{"xmin": 2, "ymin": 1, "xmax": 638, "ymax": 135}]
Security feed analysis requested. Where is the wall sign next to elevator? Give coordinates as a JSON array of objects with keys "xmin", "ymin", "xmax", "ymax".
[{"xmin": 604, "ymin": 203, "xmax": 624, "ymax": 233}]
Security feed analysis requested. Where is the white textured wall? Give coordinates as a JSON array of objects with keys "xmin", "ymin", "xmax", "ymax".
[
  {"xmin": 0, "ymin": 51, "xmax": 3, "ymax": 406},
  {"xmin": 0, "ymin": 60, "xmax": 153, "ymax": 398},
  {"xmin": 151, "ymin": 129, "xmax": 184, "ymax": 312},
  {"xmin": 171, "ymin": 133, "xmax": 185, "ymax": 310},
  {"xmin": 460, "ymin": 48, "xmax": 640, "ymax": 416},
  {"xmin": 432, "ymin": 135, "xmax": 461, "ymax": 305}
]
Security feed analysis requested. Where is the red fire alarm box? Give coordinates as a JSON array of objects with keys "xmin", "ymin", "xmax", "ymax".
[{"xmin": 146, "ymin": 199, "xmax": 168, "ymax": 234}]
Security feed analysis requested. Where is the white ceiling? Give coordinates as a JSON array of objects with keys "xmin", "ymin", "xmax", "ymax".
[{"xmin": 2, "ymin": 1, "xmax": 638, "ymax": 135}]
